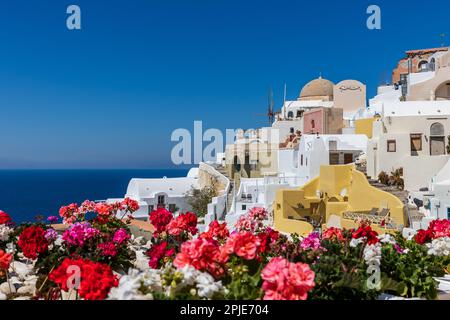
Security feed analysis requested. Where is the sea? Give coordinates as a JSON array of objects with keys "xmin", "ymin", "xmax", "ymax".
[{"xmin": 0, "ymin": 169, "xmax": 189, "ymax": 223}]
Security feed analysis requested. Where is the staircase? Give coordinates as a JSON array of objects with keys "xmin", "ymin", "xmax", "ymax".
[
  {"xmin": 212, "ymin": 164, "xmax": 235, "ymax": 217},
  {"xmin": 356, "ymin": 165, "xmax": 423, "ymax": 227}
]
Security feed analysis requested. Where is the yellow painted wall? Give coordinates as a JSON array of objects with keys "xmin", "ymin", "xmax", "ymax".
[
  {"xmin": 273, "ymin": 164, "xmax": 407, "ymax": 235},
  {"xmin": 355, "ymin": 117, "xmax": 376, "ymax": 139}
]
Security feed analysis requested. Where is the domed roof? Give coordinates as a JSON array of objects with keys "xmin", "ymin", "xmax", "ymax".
[{"xmin": 299, "ymin": 77, "xmax": 334, "ymax": 99}]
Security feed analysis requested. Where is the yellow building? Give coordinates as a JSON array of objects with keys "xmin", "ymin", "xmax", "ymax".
[{"xmin": 273, "ymin": 164, "xmax": 407, "ymax": 235}]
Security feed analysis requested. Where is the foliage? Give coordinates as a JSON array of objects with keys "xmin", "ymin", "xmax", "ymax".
[{"xmin": 185, "ymin": 186, "xmax": 217, "ymax": 217}]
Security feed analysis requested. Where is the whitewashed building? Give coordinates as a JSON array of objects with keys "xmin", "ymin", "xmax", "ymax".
[{"xmin": 107, "ymin": 168, "xmax": 199, "ymax": 220}]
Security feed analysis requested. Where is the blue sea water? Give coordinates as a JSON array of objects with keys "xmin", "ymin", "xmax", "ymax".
[{"xmin": 0, "ymin": 169, "xmax": 189, "ymax": 223}]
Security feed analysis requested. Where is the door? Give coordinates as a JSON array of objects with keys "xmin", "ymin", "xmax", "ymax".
[
  {"xmin": 344, "ymin": 153, "xmax": 353, "ymax": 164},
  {"xmin": 430, "ymin": 136, "xmax": 445, "ymax": 155}
]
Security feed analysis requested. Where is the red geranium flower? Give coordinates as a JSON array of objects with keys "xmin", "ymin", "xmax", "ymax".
[
  {"xmin": 0, "ymin": 210, "xmax": 11, "ymax": 225},
  {"xmin": 49, "ymin": 258, "xmax": 118, "ymax": 300},
  {"xmin": 146, "ymin": 241, "xmax": 175, "ymax": 269},
  {"xmin": 18, "ymin": 226, "xmax": 49, "ymax": 259},
  {"xmin": 149, "ymin": 208, "xmax": 173, "ymax": 237},
  {"xmin": 352, "ymin": 224, "xmax": 379, "ymax": 245},
  {"xmin": 121, "ymin": 197, "xmax": 139, "ymax": 213},
  {"xmin": 415, "ymin": 229, "xmax": 433, "ymax": 244},
  {"xmin": 0, "ymin": 249, "xmax": 12, "ymax": 270},
  {"xmin": 199, "ymin": 220, "xmax": 230, "ymax": 242},
  {"xmin": 167, "ymin": 212, "xmax": 198, "ymax": 236}
]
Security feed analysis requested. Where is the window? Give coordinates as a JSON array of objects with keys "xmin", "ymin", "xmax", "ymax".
[
  {"xmin": 169, "ymin": 204, "xmax": 176, "ymax": 213},
  {"xmin": 430, "ymin": 123, "xmax": 446, "ymax": 156},
  {"xmin": 157, "ymin": 195, "xmax": 165, "ymax": 205},
  {"xmin": 418, "ymin": 60, "xmax": 428, "ymax": 71},
  {"xmin": 311, "ymin": 119, "xmax": 315, "ymax": 129},
  {"xmin": 305, "ymin": 157, "xmax": 308, "ymax": 166},
  {"xmin": 329, "ymin": 140, "xmax": 337, "ymax": 151},
  {"xmin": 148, "ymin": 205, "xmax": 154, "ymax": 214},
  {"xmin": 242, "ymin": 204, "xmax": 247, "ymax": 210},
  {"xmin": 296, "ymin": 110, "xmax": 304, "ymax": 118},
  {"xmin": 287, "ymin": 111, "xmax": 294, "ymax": 119},
  {"xmin": 387, "ymin": 139, "xmax": 396, "ymax": 152},
  {"xmin": 447, "ymin": 207, "xmax": 450, "ymax": 220},
  {"xmin": 410, "ymin": 134, "xmax": 422, "ymax": 155},
  {"xmin": 300, "ymin": 154, "xmax": 303, "ymax": 166},
  {"xmin": 290, "ymin": 127, "xmax": 295, "ymax": 134}
]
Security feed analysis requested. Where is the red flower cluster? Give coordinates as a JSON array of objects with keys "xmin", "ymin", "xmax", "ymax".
[
  {"xmin": 257, "ymin": 228, "xmax": 280, "ymax": 253},
  {"xmin": 146, "ymin": 241, "xmax": 175, "ymax": 269},
  {"xmin": 0, "ymin": 249, "xmax": 12, "ymax": 270},
  {"xmin": 59, "ymin": 203, "xmax": 79, "ymax": 224},
  {"xmin": 222, "ymin": 231, "xmax": 261, "ymax": 260},
  {"xmin": 149, "ymin": 208, "xmax": 174, "ymax": 237},
  {"xmin": 322, "ymin": 227, "xmax": 345, "ymax": 241},
  {"xmin": 0, "ymin": 210, "xmax": 11, "ymax": 225},
  {"xmin": 167, "ymin": 212, "xmax": 198, "ymax": 237},
  {"xmin": 199, "ymin": 220, "xmax": 230, "ymax": 242},
  {"xmin": 174, "ymin": 238, "xmax": 227, "ymax": 278},
  {"xmin": 415, "ymin": 219, "xmax": 450, "ymax": 244},
  {"xmin": 261, "ymin": 257, "xmax": 315, "ymax": 300},
  {"xmin": 121, "ymin": 197, "xmax": 139, "ymax": 213},
  {"xmin": 352, "ymin": 224, "xmax": 379, "ymax": 245},
  {"xmin": 94, "ymin": 203, "xmax": 113, "ymax": 216},
  {"xmin": 98, "ymin": 242, "xmax": 118, "ymax": 257},
  {"xmin": 18, "ymin": 226, "xmax": 49, "ymax": 259},
  {"xmin": 49, "ymin": 258, "xmax": 118, "ymax": 300}
]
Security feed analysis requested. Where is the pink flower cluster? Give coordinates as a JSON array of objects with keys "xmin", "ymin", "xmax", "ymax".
[
  {"xmin": 300, "ymin": 232, "xmax": 322, "ymax": 250},
  {"xmin": 234, "ymin": 207, "xmax": 268, "ymax": 233},
  {"xmin": 112, "ymin": 228, "xmax": 130, "ymax": 245},
  {"xmin": 147, "ymin": 241, "xmax": 175, "ymax": 269},
  {"xmin": 167, "ymin": 212, "xmax": 198, "ymax": 236},
  {"xmin": 62, "ymin": 222, "xmax": 99, "ymax": 247},
  {"xmin": 261, "ymin": 257, "xmax": 315, "ymax": 300},
  {"xmin": 222, "ymin": 231, "xmax": 261, "ymax": 260},
  {"xmin": 174, "ymin": 238, "xmax": 227, "ymax": 278}
]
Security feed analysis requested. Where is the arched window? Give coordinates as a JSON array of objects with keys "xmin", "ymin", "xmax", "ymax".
[
  {"xmin": 287, "ymin": 111, "xmax": 294, "ymax": 119},
  {"xmin": 418, "ymin": 60, "xmax": 428, "ymax": 71},
  {"xmin": 430, "ymin": 122, "xmax": 446, "ymax": 156},
  {"xmin": 430, "ymin": 122, "xmax": 444, "ymax": 136}
]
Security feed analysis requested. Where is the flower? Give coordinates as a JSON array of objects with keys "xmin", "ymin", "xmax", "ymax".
[
  {"xmin": 426, "ymin": 237, "xmax": 450, "ymax": 256},
  {"xmin": 0, "ymin": 249, "xmax": 12, "ymax": 270},
  {"xmin": 149, "ymin": 208, "xmax": 173, "ymax": 237},
  {"xmin": 429, "ymin": 219, "xmax": 450, "ymax": 238},
  {"xmin": 0, "ymin": 224, "xmax": 13, "ymax": 242},
  {"xmin": 62, "ymin": 222, "xmax": 99, "ymax": 247},
  {"xmin": 174, "ymin": 238, "xmax": 227, "ymax": 278},
  {"xmin": 44, "ymin": 228, "xmax": 58, "ymax": 242},
  {"xmin": 261, "ymin": 257, "xmax": 315, "ymax": 300},
  {"xmin": 98, "ymin": 242, "xmax": 118, "ymax": 257},
  {"xmin": 95, "ymin": 203, "xmax": 113, "ymax": 216},
  {"xmin": 146, "ymin": 241, "xmax": 175, "ymax": 269},
  {"xmin": 79, "ymin": 200, "xmax": 96, "ymax": 214},
  {"xmin": 17, "ymin": 226, "xmax": 49, "ymax": 259},
  {"xmin": 199, "ymin": 221, "xmax": 230, "ymax": 241},
  {"xmin": 167, "ymin": 212, "xmax": 198, "ymax": 237},
  {"xmin": 415, "ymin": 229, "xmax": 433, "ymax": 245},
  {"xmin": 322, "ymin": 227, "xmax": 345, "ymax": 241},
  {"xmin": 121, "ymin": 197, "xmax": 140, "ymax": 213},
  {"xmin": 352, "ymin": 224, "xmax": 379, "ymax": 245},
  {"xmin": 300, "ymin": 232, "xmax": 322, "ymax": 250},
  {"xmin": 0, "ymin": 210, "xmax": 11, "ymax": 225},
  {"xmin": 47, "ymin": 215, "xmax": 59, "ymax": 224},
  {"xmin": 222, "ymin": 231, "xmax": 261, "ymax": 260},
  {"xmin": 49, "ymin": 258, "xmax": 118, "ymax": 300},
  {"xmin": 113, "ymin": 228, "xmax": 131, "ymax": 245},
  {"xmin": 248, "ymin": 207, "xmax": 268, "ymax": 220},
  {"xmin": 59, "ymin": 203, "xmax": 79, "ymax": 224}
]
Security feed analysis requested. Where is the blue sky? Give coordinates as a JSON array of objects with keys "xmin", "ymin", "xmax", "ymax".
[{"xmin": 0, "ymin": 0, "xmax": 449, "ymax": 169}]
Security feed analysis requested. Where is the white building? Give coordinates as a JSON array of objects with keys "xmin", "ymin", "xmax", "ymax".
[{"xmin": 107, "ymin": 168, "xmax": 199, "ymax": 220}]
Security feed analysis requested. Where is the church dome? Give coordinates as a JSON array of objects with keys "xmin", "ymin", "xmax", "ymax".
[{"xmin": 299, "ymin": 77, "xmax": 334, "ymax": 100}]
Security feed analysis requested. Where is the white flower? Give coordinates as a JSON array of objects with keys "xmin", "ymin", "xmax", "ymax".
[
  {"xmin": 378, "ymin": 233, "xmax": 396, "ymax": 245},
  {"xmin": 350, "ymin": 238, "xmax": 365, "ymax": 247},
  {"xmin": 108, "ymin": 269, "xmax": 155, "ymax": 300},
  {"xmin": 426, "ymin": 237, "xmax": 450, "ymax": 257},
  {"xmin": 195, "ymin": 272, "xmax": 226, "ymax": 299},
  {"xmin": 0, "ymin": 224, "xmax": 13, "ymax": 242},
  {"xmin": 363, "ymin": 243, "xmax": 382, "ymax": 266}
]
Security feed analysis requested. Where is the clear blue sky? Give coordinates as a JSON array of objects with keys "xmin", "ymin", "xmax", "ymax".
[{"xmin": 0, "ymin": 0, "xmax": 449, "ymax": 169}]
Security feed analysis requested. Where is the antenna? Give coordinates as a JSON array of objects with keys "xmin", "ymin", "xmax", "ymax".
[
  {"xmin": 283, "ymin": 83, "xmax": 287, "ymax": 119},
  {"xmin": 440, "ymin": 33, "xmax": 446, "ymax": 47}
]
